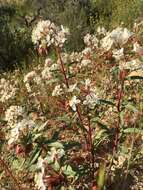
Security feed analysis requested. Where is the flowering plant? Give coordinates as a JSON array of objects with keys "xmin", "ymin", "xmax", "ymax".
[{"xmin": 0, "ymin": 20, "xmax": 143, "ymax": 190}]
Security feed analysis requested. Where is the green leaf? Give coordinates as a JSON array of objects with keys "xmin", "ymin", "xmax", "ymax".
[
  {"xmin": 33, "ymin": 133, "xmax": 42, "ymax": 141},
  {"xmin": 123, "ymin": 128, "xmax": 143, "ymax": 134},
  {"xmin": 94, "ymin": 129, "xmax": 107, "ymax": 140},
  {"xmin": 128, "ymin": 76, "xmax": 143, "ymax": 80},
  {"xmin": 68, "ymin": 186, "xmax": 75, "ymax": 190},
  {"xmin": 28, "ymin": 147, "xmax": 41, "ymax": 166},
  {"xmin": 62, "ymin": 165, "xmax": 76, "ymax": 178},
  {"xmin": 63, "ymin": 141, "xmax": 81, "ymax": 150},
  {"xmin": 52, "ymin": 160, "xmax": 60, "ymax": 171},
  {"xmin": 48, "ymin": 142, "xmax": 64, "ymax": 149},
  {"xmin": 12, "ymin": 157, "xmax": 26, "ymax": 170},
  {"xmin": 99, "ymin": 99, "xmax": 115, "ymax": 106},
  {"xmin": 94, "ymin": 130, "xmax": 109, "ymax": 148},
  {"xmin": 125, "ymin": 104, "xmax": 138, "ymax": 112},
  {"xmin": 97, "ymin": 164, "xmax": 106, "ymax": 190}
]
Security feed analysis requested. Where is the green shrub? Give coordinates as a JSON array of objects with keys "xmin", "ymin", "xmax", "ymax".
[{"xmin": 90, "ymin": 0, "xmax": 143, "ymax": 29}]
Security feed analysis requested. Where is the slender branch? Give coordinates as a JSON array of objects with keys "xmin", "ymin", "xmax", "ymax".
[
  {"xmin": 55, "ymin": 46, "xmax": 88, "ymax": 144},
  {"xmin": 55, "ymin": 46, "xmax": 95, "ymax": 179},
  {"xmin": 56, "ymin": 47, "xmax": 69, "ymax": 88}
]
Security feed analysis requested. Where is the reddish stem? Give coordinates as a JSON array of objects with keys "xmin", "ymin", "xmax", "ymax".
[
  {"xmin": 56, "ymin": 46, "xmax": 95, "ymax": 179},
  {"xmin": 56, "ymin": 47, "xmax": 69, "ymax": 88}
]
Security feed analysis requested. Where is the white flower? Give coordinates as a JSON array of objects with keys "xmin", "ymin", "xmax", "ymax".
[
  {"xmin": 25, "ymin": 82, "xmax": 32, "ymax": 93},
  {"xmin": 84, "ymin": 33, "xmax": 92, "ymax": 46},
  {"xmin": 0, "ymin": 78, "xmax": 18, "ymax": 102},
  {"xmin": 83, "ymin": 87, "xmax": 99, "ymax": 109},
  {"xmin": 101, "ymin": 27, "xmax": 133, "ymax": 50},
  {"xmin": 110, "ymin": 27, "xmax": 133, "ymax": 46},
  {"xmin": 34, "ymin": 76, "xmax": 42, "ymax": 85},
  {"xmin": 82, "ymin": 47, "xmax": 92, "ymax": 56},
  {"xmin": 50, "ymin": 63, "xmax": 59, "ymax": 71},
  {"xmin": 45, "ymin": 58, "xmax": 52, "ymax": 66},
  {"xmin": 45, "ymin": 147, "xmax": 65, "ymax": 163},
  {"xmin": 7, "ymin": 118, "xmax": 36, "ymax": 145},
  {"xmin": 41, "ymin": 67, "xmax": 52, "ymax": 80},
  {"xmin": 32, "ymin": 20, "xmax": 54, "ymax": 45},
  {"xmin": 119, "ymin": 59, "xmax": 143, "ymax": 70},
  {"xmin": 133, "ymin": 42, "xmax": 143, "ymax": 55},
  {"xmin": 23, "ymin": 71, "xmax": 37, "ymax": 83},
  {"xmin": 81, "ymin": 59, "xmax": 92, "ymax": 67},
  {"xmin": 85, "ymin": 79, "xmax": 91, "ymax": 90},
  {"xmin": 83, "ymin": 92, "xmax": 99, "ymax": 109},
  {"xmin": 52, "ymin": 85, "xmax": 63, "ymax": 96},
  {"xmin": 69, "ymin": 52, "xmax": 82, "ymax": 63},
  {"xmin": 69, "ymin": 96, "xmax": 81, "ymax": 111},
  {"xmin": 67, "ymin": 83, "xmax": 78, "ymax": 93},
  {"xmin": 54, "ymin": 30, "xmax": 67, "ymax": 47},
  {"xmin": 113, "ymin": 48, "xmax": 124, "ymax": 60},
  {"xmin": 5, "ymin": 106, "xmax": 25, "ymax": 126},
  {"xmin": 101, "ymin": 33, "xmax": 114, "ymax": 51},
  {"xmin": 84, "ymin": 33, "xmax": 98, "ymax": 48},
  {"xmin": 32, "ymin": 20, "xmax": 69, "ymax": 48}
]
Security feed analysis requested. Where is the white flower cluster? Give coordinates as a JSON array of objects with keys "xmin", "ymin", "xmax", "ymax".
[
  {"xmin": 69, "ymin": 52, "xmax": 82, "ymax": 63},
  {"xmin": 112, "ymin": 48, "xmax": 124, "ymax": 61},
  {"xmin": 5, "ymin": 106, "xmax": 25, "ymax": 126},
  {"xmin": 84, "ymin": 33, "xmax": 99, "ymax": 48},
  {"xmin": 69, "ymin": 96, "xmax": 81, "ymax": 111},
  {"xmin": 67, "ymin": 83, "xmax": 79, "ymax": 93},
  {"xmin": 83, "ymin": 87, "xmax": 99, "ymax": 109},
  {"xmin": 52, "ymin": 85, "xmax": 63, "ymax": 96},
  {"xmin": 23, "ymin": 58, "xmax": 60, "ymax": 92},
  {"xmin": 24, "ymin": 71, "xmax": 42, "ymax": 92},
  {"xmin": 32, "ymin": 20, "xmax": 69, "ymax": 48},
  {"xmin": 119, "ymin": 59, "xmax": 143, "ymax": 71},
  {"xmin": 101, "ymin": 27, "xmax": 133, "ymax": 50},
  {"xmin": 80, "ymin": 47, "xmax": 92, "ymax": 67},
  {"xmin": 34, "ymin": 146, "xmax": 65, "ymax": 190},
  {"xmin": 45, "ymin": 147, "xmax": 65, "ymax": 163},
  {"xmin": 83, "ymin": 27, "xmax": 133, "ymax": 52},
  {"xmin": 5, "ymin": 106, "xmax": 36, "ymax": 145},
  {"xmin": 7, "ymin": 118, "xmax": 36, "ymax": 145},
  {"xmin": 0, "ymin": 78, "xmax": 18, "ymax": 103}
]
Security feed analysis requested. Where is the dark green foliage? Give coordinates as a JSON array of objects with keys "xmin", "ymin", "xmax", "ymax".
[
  {"xmin": 1, "ymin": 0, "xmax": 143, "ymax": 71},
  {"xmin": 0, "ymin": 3, "xmax": 34, "ymax": 71}
]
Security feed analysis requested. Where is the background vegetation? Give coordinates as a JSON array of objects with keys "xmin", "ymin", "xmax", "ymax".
[{"xmin": 1, "ymin": 0, "xmax": 143, "ymax": 71}]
